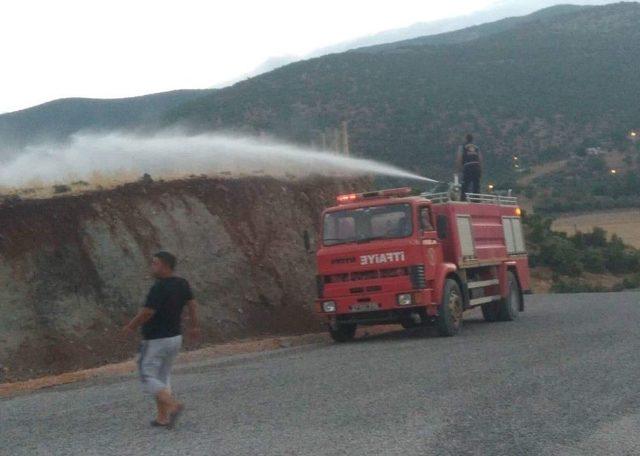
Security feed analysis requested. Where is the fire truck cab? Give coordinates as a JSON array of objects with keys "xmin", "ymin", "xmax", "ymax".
[{"xmin": 315, "ymin": 187, "xmax": 531, "ymax": 342}]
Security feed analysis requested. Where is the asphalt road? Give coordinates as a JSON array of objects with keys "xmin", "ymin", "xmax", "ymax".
[{"xmin": 3, "ymin": 292, "xmax": 640, "ymax": 456}]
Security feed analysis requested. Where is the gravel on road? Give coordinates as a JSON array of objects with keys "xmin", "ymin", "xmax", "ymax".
[{"xmin": 2, "ymin": 292, "xmax": 640, "ymax": 456}]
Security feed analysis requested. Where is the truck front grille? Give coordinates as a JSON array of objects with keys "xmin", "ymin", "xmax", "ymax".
[
  {"xmin": 380, "ymin": 267, "xmax": 409, "ymax": 278},
  {"xmin": 324, "ymin": 267, "xmax": 409, "ymax": 284},
  {"xmin": 350, "ymin": 270, "xmax": 379, "ymax": 281},
  {"xmin": 349, "ymin": 285, "xmax": 382, "ymax": 294},
  {"xmin": 409, "ymin": 265, "xmax": 427, "ymax": 289}
]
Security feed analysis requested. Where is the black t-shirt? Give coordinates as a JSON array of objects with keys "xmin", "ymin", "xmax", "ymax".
[{"xmin": 142, "ymin": 277, "xmax": 194, "ymax": 340}]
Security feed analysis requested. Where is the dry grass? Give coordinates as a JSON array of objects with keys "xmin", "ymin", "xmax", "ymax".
[
  {"xmin": 519, "ymin": 160, "xmax": 567, "ymax": 185},
  {"xmin": 0, "ymin": 169, "xmax": 298, "ymax": 202},
  {"xmin": 518, "ymin": 151, "xmax": 630, "ymax": 187},
  {"xmin": 553, "ymin": 209, "xmax": 640, "ymax": 248},
  {"xmin": 602, "ymin": 150, "xmax": 630, "ymax": 171},
  {"xmin": 0, "ymin": 171, "xmax": 138, "ymax": 200},
  {"xmin": 530, "ymin": 267, "xmax": 554, "ymax": 293}
]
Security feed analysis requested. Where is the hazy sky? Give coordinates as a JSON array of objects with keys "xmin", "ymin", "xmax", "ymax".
[
  {"xmin": 0, "ymin": 0, "xmax": 612, "ymax": 114},
  {"xmin": 1, "ymin": 0, "xmax": 503, "ymax": 114}
]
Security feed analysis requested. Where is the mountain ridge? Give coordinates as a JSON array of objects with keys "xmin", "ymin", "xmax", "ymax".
[
  {"xmin": 0, "ymin": 89, "xmax": 214, "ymax": 156},
  {"xmin": 162, "ymin": 2, "xmax": 640, "ymax": 182},
  {"xmin": 2, "ymin": 2, "xmax": 639, "ymax": 189}
]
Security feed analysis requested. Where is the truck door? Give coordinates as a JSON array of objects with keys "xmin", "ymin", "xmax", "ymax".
[{"xmin": 418, "ymin": 205, "xmax": 441, "ymax": 283}]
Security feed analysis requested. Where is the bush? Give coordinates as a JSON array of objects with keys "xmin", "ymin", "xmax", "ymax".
[
  {"xmin": 537, "ymin": 236, "xmax": 583, "ymax": 276},
  {"xmin": 53, "ymin": 185, "xmax": 71, "ymax": 194},
  {"xmin": 524, "ymin": 214, "xmax": 640, "ymax": 278},
  {"xmin": 622, "ymin": 274, "xmax": 640, "ymax": 290},
  {"xmin": 574, "ymin": 228, "xmax": 607, "ymax": 248},
  {"xmin": 581, "ymin": 248, "xmax": 606, "ymax": 273}
]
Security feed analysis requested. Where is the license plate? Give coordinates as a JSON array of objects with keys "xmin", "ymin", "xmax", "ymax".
[{"xmin": 350, "ymin": 302, "xmax": 380, "ymax": 313}]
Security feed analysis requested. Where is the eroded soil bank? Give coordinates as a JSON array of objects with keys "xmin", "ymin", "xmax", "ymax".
[{"xmin": 0, "ymin": 176, "xmax": 366, "ymax": 381}]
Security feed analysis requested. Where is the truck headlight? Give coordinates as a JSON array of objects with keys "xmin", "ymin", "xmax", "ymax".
[
  {"xmin": 322, "ymin": 301, "xmax": 337, "ymax": 313},
  {"xmin": 397, "ymin": 293, "xmax": 413, "ymax": 306}
]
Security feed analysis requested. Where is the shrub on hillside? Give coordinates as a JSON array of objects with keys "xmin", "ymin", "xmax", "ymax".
[{"xmin": 523, "ymin": 214, "xmax": 640, "ymax": 279}]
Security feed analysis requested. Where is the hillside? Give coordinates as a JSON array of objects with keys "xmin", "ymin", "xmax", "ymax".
[
  {"xmin": 310, "ymin": 1, "xmax": 608, "ymax": 55},
  {"xmin": 0, "ymin": 89, "xmax": 213, "ymax": 157},
  {"xmin": 164, "ymin": 2, "xmax": 640, "ymax": 187},
  {"xmin": 359, "ymin": 4, "xmax": 589, "ymax": 50},
  {"xmin": 2, "ymin": 3, "xmax": 639, "ymax": 200},
  {"xmin": 0, "ymin": 175, "xmax": 366, "ymax": 381}
]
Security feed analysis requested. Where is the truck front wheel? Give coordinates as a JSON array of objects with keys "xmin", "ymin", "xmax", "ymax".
[
  {"xmin": 498, "ymin": 271, "xmax": 521, "ymax": 321},
  {"xmin": 437, "ymin": 279, "xmax": 463, "ymax": 337},
  {"xmin": 329, "ymin": 323, "xmax": 357, "ymax": 343}
]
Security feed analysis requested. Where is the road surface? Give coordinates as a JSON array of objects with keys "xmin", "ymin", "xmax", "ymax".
[{"xmin": 3, "ymin": 293, "xmax": 640, "ymax": 455}]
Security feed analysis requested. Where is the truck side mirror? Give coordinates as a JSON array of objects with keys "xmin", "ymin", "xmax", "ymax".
[
  {"xmin": 436, "ymin": 215, "xmax": 448, "ymax": 239},
  {"xmin": 303, "ymin": 230, "xmax": 312, "ymax": 253}
]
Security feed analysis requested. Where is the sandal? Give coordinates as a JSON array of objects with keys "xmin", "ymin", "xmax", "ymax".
[
  {"xmin": 150, "ymin": 420, "xmax": 170, "ymax": 428},
  {"xmin": 168, "ymin": 404, "xmax": 184, "ymax": 429}
]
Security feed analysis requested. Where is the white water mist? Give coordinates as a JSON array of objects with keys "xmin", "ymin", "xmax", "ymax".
[{"xmin": 0, "ymin": 131, "xmax": 434, "ymax": 188}]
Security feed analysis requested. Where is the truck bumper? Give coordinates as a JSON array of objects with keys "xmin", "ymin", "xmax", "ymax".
[
  {"xmin": 316, "ymin": 289, "xmax": 436, "ymax": 325},
  {"xmin": 332, "ymin": 306, "xmax": 434, "ymax": 326}
]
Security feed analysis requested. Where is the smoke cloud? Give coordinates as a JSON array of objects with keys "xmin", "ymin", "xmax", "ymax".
[{"xmin": 0, "ymin": 131, "xmax": 433, "ymax": 188}]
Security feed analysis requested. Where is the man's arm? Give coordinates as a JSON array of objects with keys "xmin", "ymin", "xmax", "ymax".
[{"xmin": 121, "ymin": 307, "xmax": 155, "ymax": 337}]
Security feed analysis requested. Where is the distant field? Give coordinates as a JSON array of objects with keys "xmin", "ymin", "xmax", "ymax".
[
  {"xmin": 552, "ymin": 209, "xmax": 640, "ymax": 248},
  {"xmin": 519, "ymin": 160, "xmax": 567, "ymax": 186}
]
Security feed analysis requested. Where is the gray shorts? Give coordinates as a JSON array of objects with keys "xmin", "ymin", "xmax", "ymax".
[{"xmin": 138, "ymin": 335, "xmax": 182, "ymax": 395}]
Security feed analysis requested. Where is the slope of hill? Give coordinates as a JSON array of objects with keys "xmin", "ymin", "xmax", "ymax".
[
  {"xmin": 6, "ymin": 3, "xmax": 580, "ymax": 149},
  {"xmin": 165, "ymin": 2, "xmax": 640, "ymax": 185},
  {"xmin": 2, "ymin": 2, "xmax": 638, "ymax": 195},
  {"xmin": 0, "ymin": 89, "xmax": 214, "ymax": 157},
  {"xmin": 196, "ymin": 2, "xmax": 610, "ymax": 87},
  {"xmin": 311, "ymin": 1, "xmax": 609, "ymax": 55},
  {"xmin": 359, "ymin": 4, "xmax": 588, "ymax": 50}
]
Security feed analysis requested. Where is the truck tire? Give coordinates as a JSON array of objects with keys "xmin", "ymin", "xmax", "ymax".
[
  {"xmin": 437, "ymin": 279, "xmax": 463, "ymax": 337},
  {"xmin": 329, "ymin": 323, "xmax": 357, "ymax": 343},
  {"xmin": 498, "ymin": 271, "xmax": 521, "ymax": 321},
  {"xmin": 481, "ymin": 302, "xmax": 500, "ymax": 322},
  {"xmin": 400, "ymin": 320, "xmax": 419, "ymax": 330}
]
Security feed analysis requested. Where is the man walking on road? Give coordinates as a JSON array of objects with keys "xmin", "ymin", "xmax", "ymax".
[
  {"xmin": 121, "ymin": 251, "xmax": 200, "ymax": 428},
  {"xmin": 456, "ymin": 133, "xmax": 483, "ymax": 201}
]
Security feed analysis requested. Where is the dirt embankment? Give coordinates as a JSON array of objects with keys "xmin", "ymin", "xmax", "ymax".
[{"xmin": 0, "ymin": 176, "xmax": 367, "ymax": 382}]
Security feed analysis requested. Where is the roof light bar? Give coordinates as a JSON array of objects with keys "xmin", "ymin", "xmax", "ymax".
[
  {"xmin": 336, "ymin": 193, "xmax": 358, "ymax": 204},
  {"xmin": 336, "ymin": 187, "xmax": 413, "ymax": 204}
]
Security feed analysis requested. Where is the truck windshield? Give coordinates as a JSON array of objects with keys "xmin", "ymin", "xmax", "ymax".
[{"xmin": 323, "ymin": 204, "xmax": 413, "ymax": 246}]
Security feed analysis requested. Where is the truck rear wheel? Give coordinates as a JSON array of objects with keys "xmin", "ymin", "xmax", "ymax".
[
  {"xmin": 437, "ymin": 279, "xmax": 463, "ymax": 337},
  {"xmin": 498, "ymin": 271, "xmax": 521, "ymax": 321},
  {"xmin": 481, "ymin": 302, "xmax": 499, "ymax": 322},
  {"xmin": 329, "ymin": 323, "xmax": 357, "ymax": 343}
]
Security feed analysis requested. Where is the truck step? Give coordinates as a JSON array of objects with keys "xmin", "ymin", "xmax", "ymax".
[
  {"xmin": 467, "ymin": 279, "xmax": 500, "ymax": 289},
  {"xmin": 469, "ymin": 295, "xmax": 502, "ymax": 306}
]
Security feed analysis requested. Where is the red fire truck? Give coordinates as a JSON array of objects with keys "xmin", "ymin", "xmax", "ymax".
[{"xmin": 314, "ymin": 187, "xmax": 531, "ymax": 342}]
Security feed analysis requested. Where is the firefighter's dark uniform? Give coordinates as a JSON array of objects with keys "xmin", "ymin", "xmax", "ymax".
[{"xmin": 460, "ymin": 143, "xmax": 481, "ymax": 201}]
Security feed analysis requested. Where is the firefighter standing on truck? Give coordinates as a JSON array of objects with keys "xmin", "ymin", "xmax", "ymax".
[{"xmin": 457, "ymin": 133, "xmax": 482, "ymax": 201}]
